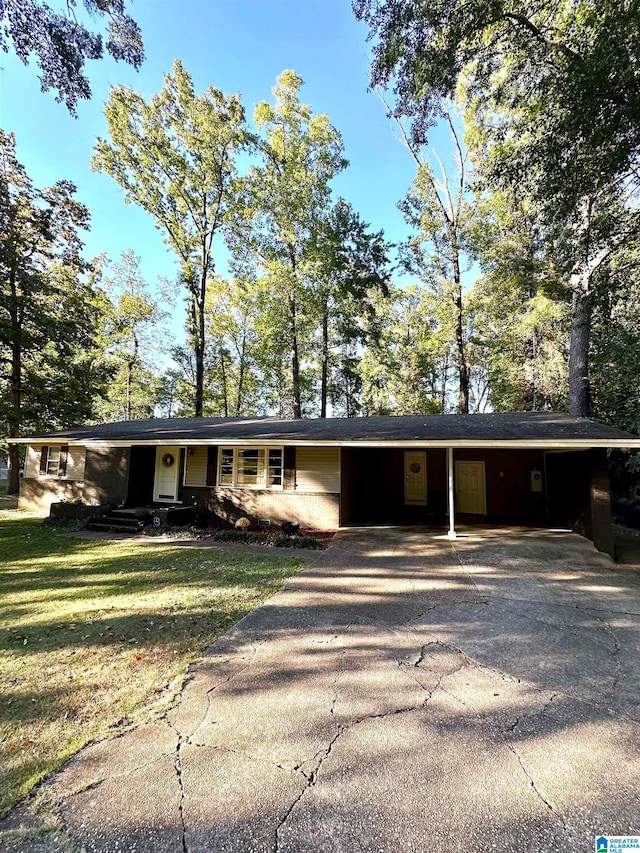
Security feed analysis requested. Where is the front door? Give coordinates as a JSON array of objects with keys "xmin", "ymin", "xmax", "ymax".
[
  {"xmin": 404, "ymin": 451, "xmax": 427, "ymax": 505},
  {"xmin": 153, "ymin": 446, "xmax": 180, "ymax": 503},
  {"xmin": 455, "ymin": 461, "xmax": 487, "ymax": 514}
]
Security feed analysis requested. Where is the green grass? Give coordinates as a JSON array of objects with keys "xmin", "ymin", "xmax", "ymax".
[{"xmin": 0, "ymin": 508, "xmax": 307, "ymax": 815}]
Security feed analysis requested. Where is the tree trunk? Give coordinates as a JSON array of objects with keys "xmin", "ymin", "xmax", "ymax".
[
  {"xmin": 126, "ymin": 361, "xmax": 132, "ymax": 420},
  {"xmin": 440, "ymin": 351, "xmax": 449, "ymax": 412},
  {"xmin": 290, "ymin": 296, "xmax": 302, "ymax": 419},
  {"xmin": 454, "ymin": 286, "xmax": 469, "ymax": 414},
  {"xmin": 7, "ymin": 443, "xmax": 20, "ymax": 495},
  {"xmin": 320, "ymin": 300, "xmax": 329, "ymax": 418},
  {"xmin": 194, "ymin": 285, "xmax": 206, "ymax": 418},
  {"xmin": 7, "ymin": 269, "xmax": 21, "ymax": 495},
  {"xmin": 568, "ymin": 273, "xmax": 592, "ymax": 417},
  {"xmin": 220, "ymin": 348, "xmax": 229, "ymax": 417},
  {"xmin": 126, "ymin": 333, "xmax": 139, "ymax": 420},
  {"xmin": 451, "ymin": 234, "xmax": 469, "ymax": 414},
  {"xmin": 235, "ymin": 332, "xmax": 246, "ymax": 417}
]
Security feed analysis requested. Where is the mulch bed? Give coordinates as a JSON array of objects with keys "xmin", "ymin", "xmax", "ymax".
[{"xmin": 141, "ymin": 523, "xmax": 336, "ymax": 550}]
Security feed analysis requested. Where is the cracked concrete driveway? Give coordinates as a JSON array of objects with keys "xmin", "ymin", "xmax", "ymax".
[{"xmin": 3, "ymin": 526, "xmax": 640, "ymax": 852}]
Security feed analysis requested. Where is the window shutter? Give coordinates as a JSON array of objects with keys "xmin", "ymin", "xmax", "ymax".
[
  {"xmin": 206, "ymin": 446, "xmax": 218, "ymax": 487},
  {"xmin": 283, "ymin": 447, "xmax": 296, "ymax": 490},
  {"xmin": 39, "ymin": 447, "xmax": 48, "ymax": 474},
  {"xmin": 58, "ymin": 446, "xmax": 68, "ymax": 477}
]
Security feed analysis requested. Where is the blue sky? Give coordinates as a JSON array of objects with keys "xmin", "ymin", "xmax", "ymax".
[{"xmin": 2, "ymin": 0, "xmax": 457, "ymax": 340}]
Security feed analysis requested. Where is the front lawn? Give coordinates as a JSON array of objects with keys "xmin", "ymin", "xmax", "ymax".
[{"xmin": 0, "ymin": 509, "xmax": 307, "ymax": 815}]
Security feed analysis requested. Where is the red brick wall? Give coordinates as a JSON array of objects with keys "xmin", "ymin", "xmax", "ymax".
[
  {"xmin": 18, "ymin": 478, "xmax": 85, "ymax": 512},
  {"xmin": 182, "ymin": 486, "xmax": 340, "ymax": 530}
]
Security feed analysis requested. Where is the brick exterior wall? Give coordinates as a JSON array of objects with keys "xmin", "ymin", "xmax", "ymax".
[
  {"xmin": 18, "ymin": 478, "xmax": 85, "ymax": 512},
  {"xmin": 18, "ymin": 447, "xmax": 130, "ymax": 512},
  {"xmin": 182, "ymin": 485, "xmax": 340, "ymax": 530}
]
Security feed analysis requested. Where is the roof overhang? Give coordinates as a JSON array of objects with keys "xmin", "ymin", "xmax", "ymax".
[{"xmin": 12, "ymin": 437, "xmax": 640, "ymax": 449}]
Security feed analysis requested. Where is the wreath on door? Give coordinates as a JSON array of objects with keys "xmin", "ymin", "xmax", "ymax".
[{"xmin": 162, "ymin": 453, "xmax": 175, "ymax": 468}]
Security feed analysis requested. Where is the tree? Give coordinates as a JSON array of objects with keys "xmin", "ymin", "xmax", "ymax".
[
  {"xmin": 154, "ymin": 369, "xmax": 183, "ymax": 418},
  {"xmin": 356, "ymin": 0, "xmax": 640, "ymax": 417},
  {"xmin": 392, "ymin": 106, "xmax": 474, "ymax": 412},
  {"xmin": 590, "ymin": 251, "xmax": 640, "ymax": 435},
  {"xmin": 202, "ymin": 276, "xmax": 262, "ymax": 417},
  {"xmin": 0, "ymin": 131, "xmax": 108, "ymax": 492},
  {"xmin": 359, "ymin": 285, "xmax": 444, "ymax": 415},
  {"xmin": 1, "ymin": 0, "xmax": 144, "ymax": 112},
  {"xmin": 94, "ymin": 250, "xmax": 167, "ymax": 421},
  {"xmin": 354, "ymin": 0, "xmax": 640, "ymax": 210},
  {"xmin": 230, "ymin": 70, "xmax": 348, "ymax": 418},
  {"xmin": 469, "ymin": 187, "xmax": 569, "ymax": 411},
  {"xmin": 311, "ymin": 199, "xmax": 390, "ymax": 417},
  {"xmin": 93, "ymin": 59, "xmax": 247, "ymax": 417}
]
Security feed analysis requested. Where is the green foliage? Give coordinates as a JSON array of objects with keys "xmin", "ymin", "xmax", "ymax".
[
  {"xmin": 1, "ymin": 0, "xmax": 144, "ymax": 112},
  {"xmin": 311, "ymin": 199, "xmax": 391, "ymax": 416},
  {"xmin": 590, "ymin": 258, "xmax": 640, "ymax": 436},
  {"xmin": 202, "ymin": 276, "xmax": 263, "ymax": 417},
  {"xmin": 395, "ymin": 112, "xmax": 474, "ymax": 412},
  {"xmin": 0, "ymin": 131, "xmax": 109, "ymax": 492},
  {"xmin": 469, "ymin": 189, "xmax": 569, "ymax": 412},
  {"xmin": 357, "ymin": 0, "xmax": 640, "ymax": 418},
  {"xmin": 93, "ymin": 251, "xmax": 169, "ymax": 422},
  {"xmin": 230, "ymin": 70, "xmax": 348, "ymax": 417},
  {"xmin": 355, "ymin": 0, "xmax": 640, "ymax": 212},
  {"xmin": 360, "ymin": 286, "xmax": 445, "ymax": 415},
  {"xmin": 93, "ymin": 60, "xmax": 248, "ymax": 416}
]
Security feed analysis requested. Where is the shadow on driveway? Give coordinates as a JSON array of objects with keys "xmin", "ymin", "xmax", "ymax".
[{"xmin": 3, "ymin": 526, "xmax": 640, "ymax": 852}]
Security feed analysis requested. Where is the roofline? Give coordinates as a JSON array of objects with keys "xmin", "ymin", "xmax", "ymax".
[{"xmin": 12, "ymin": 437, "xmax": 640, "ymax": 449}]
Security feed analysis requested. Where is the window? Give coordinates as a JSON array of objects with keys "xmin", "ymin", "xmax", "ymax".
[
  {"xmin": 237, "ymin": 448, "xmax": 263, "ymax": 485},
  {"xmin": 46, "ymin": 446, "xmax": 61, "ymax": 476},
  {"xmin": 218, "ymin": 447, "xmax": 283, "ymax": 489},
  {"xmin": 38, "ymin": 445, "xmax": 68, "ymax": 478},
  {"xmin": 268, "ymin": 449, "xmax": 283, "ymax": 486},
  {"xmin": 220, "ymin": 448, "xmax": 234, "ymax": 484}
]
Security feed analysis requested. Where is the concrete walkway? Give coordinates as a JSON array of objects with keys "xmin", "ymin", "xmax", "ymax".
[{"xmin": 4, "ymin": 527, "xmax": 640, "ymax": 852}]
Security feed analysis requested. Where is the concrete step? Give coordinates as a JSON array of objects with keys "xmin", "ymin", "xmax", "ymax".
[{"xmin": 86, "ymin": 518, "xmax": 148, "ymax": 534}]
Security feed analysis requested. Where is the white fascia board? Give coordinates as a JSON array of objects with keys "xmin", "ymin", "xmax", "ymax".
[{"xmin": 14, "ymin": 437, "xmax": 640, "ymax": 449}]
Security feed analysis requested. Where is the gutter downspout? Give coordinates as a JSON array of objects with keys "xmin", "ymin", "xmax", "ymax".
[{"xmin": 447, "ymin": 446, "xmax": 456, "ymax": 539}]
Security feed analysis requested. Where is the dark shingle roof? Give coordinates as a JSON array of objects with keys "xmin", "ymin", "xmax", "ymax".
[{"xmin": 18, "ymin": 412, "xmax": 640, "ymax": 445}]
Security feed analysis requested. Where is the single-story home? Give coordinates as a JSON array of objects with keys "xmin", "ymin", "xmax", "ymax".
[{"xmin": 13, "ymin": 412, "xmax": 640, "ymax": 557}]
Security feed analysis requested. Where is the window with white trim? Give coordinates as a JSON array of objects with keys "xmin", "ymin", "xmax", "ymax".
[
  {"xmin": 218, "ymin": 447, "xmax": 283, "ymax": 489},
  {"xmin": 46, "ymin": 446, "xmax": 61, "ymax": 476}
]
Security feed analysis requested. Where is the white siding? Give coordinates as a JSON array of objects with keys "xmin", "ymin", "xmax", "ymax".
[
  {"xmin": 66, "ymin": 446, "xmax": 86, "ymax": 481},
  {"xmin": 295, "ymin": 447, "xmax": 340, "ymax": 493},
  {"xmin": 184, "ymin": 446, "xmax": 208, "ymax": 487},
  {"xmin": 24, "ymin": 445, "xmax": 42, "ymax": 478}
]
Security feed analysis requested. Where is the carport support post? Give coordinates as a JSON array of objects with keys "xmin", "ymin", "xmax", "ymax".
[{"xmin": 447, "ymin": 446, "xmax": 456, "ymax": 539}]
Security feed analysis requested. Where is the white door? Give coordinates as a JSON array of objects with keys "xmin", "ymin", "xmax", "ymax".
[
  {"xmin": 455, "ymin": 461, "xmax": 487, "ymax": 515},
  {"xmin": 153, "ymin": 447, "xmax": 180, "ymax": 503},
  {"xmin": 404, "ymin": 451, "xmax": 427, "ymax": 505}
]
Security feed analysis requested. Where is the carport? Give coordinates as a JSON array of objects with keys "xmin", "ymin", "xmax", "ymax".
[{"xmin": 338, "ymin": 413, "xmax": 638, "ymax": 558}]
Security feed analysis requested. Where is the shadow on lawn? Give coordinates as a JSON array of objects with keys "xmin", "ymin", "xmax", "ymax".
[{"xmin": 2, "ymin": 525, "xmax": 640, "ymax": 847}]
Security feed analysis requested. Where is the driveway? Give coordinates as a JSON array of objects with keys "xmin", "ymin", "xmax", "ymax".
[{"xmin": 3, "ymin": 527, "xmax": 640, "ymax": 852}]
